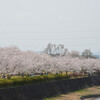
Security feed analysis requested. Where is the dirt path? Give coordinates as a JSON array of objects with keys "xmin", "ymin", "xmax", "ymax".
[{"xmin": 46, "ymin": 86, "xmax": 100, "ymax": 100}]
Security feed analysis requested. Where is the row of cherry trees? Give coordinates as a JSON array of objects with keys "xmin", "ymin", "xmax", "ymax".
[{"xmin": 0, "ymin": 46, "xmax": 100, "ymax": 75}]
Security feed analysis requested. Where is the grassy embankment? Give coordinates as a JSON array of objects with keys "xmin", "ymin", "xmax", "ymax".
[
  {"xmin": 0, "ymin": 74, "xmax": 70, "ymax": 88},
  {"xmin": 45, "ymin": 86, "xmax": 100, "ymax": 100}
]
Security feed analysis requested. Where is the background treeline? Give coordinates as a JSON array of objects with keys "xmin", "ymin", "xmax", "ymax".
[{"xmin": 44, "ymin": 43, "xmax": 99, "ymax": 59}]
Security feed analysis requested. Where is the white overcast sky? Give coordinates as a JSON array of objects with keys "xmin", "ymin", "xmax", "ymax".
[{"xmin": 0, "ymin": 0, "xmax": 100, "ymax": 52}]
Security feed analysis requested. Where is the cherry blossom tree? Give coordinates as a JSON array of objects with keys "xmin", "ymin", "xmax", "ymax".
[{"xmin": 0, "ymin": 46, "xmax": 100, "ymax": 78}]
